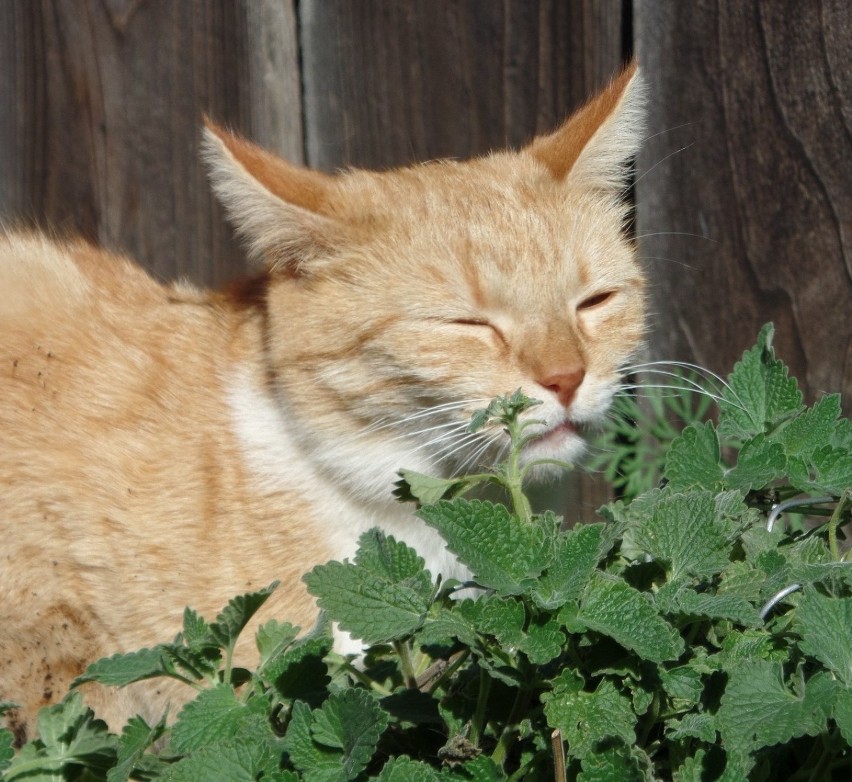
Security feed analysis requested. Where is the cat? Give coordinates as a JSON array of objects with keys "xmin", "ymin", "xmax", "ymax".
[{"xmin": 0, "ymin": 63, "xmax": 646, "ymax": 742}]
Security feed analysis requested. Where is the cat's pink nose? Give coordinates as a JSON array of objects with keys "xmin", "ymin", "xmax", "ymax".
[{"xmin": 540, "ymin": 369, "xmax": 585, "ymax": 408}]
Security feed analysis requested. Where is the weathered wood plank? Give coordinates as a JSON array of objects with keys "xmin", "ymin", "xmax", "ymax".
[
  {"xmin": 0, "ymin": 0, "xmax": 301, "ymax": 286},
  {"xmin": 636, "ymin": 0, "xmax": 852, "ymax": 401}
]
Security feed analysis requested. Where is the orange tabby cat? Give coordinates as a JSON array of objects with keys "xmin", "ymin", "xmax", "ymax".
[{"xmin": 0, "ymin": 64, "xmax": 645, "ymax": 741}]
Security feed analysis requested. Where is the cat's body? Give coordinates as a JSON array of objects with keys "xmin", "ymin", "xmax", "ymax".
[{"xmin": 0, "ymin": 65, "xmax": 646, "ymax": 741}]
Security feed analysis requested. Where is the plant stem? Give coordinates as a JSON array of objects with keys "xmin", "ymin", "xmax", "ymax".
[
  {"xmin": 470, "ymin": 667, "xmax": 491, "ymax": 746},
  {"xmin": 551, "ymin": 729, "xmax": 567, "ymax": 782},
  {"xmin": 394, "ymin": 640, "xmax": 418, "ymax": 689},
  {"xmin": 806, "ymin": 728, "xmax": 841, "ymax": 782},
  {"xmin": 491, "ymin": 686, "xmax": 531, "ymax": 765}
]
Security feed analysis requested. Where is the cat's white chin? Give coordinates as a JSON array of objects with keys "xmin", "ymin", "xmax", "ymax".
[{"xmin": 519, "ymin": 418, "xmax": 587, "ymax": 476}]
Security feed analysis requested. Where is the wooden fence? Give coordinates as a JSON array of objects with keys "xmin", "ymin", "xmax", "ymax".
[{"xmin": 1, "ymin": 0, "xmax": 849, "ymax": 517}]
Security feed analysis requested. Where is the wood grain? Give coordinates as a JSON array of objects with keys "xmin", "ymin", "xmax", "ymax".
[
  {"xmin": 300, "ymin": 0, "xmax": 626, "ymax": 170},
  {"xmin": 0, "ymin": 0, "xmax": 301, "ymax": 286},
  {"xmin": 636, "ymin": 0, "xmax": 852, "ymax": 402}
]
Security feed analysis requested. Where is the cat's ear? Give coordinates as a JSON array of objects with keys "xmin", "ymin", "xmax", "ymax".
[
  {"xmin": 201, "ymin": 120, "xmax": 340, "ymax": 274},
  {"xmin": 527, "ymin": 61, "xmax": 645, "ymax": 195}
]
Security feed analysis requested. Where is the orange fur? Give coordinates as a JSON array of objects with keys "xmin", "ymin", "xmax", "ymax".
[{"xmin": 0, "ymin": 65, "xmax": 647, "ymax": 740}]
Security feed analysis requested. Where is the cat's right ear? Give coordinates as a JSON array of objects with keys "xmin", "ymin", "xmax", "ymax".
[{"xmin": 201, "ymin": 120, "xmax": 341, "ymax": 274}]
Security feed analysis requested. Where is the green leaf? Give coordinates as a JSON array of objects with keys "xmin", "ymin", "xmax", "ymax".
[
  {"xmin": 655, "ymin": 582, "xmax": 762, "ymax": 626},
  {"xmin": 304, "ymin": 562, "xmax": 430, "ymax": 646},
  {"xmin": 394, "ymin": 470, "xmax": 472, "ymax": 505},
  {"xmin": 665, "ymin": 713, "xmax": 716, "ymax": 743},
  {"xmin": 354, "ymin": 529, "xmax": 434, "ymax": 598},
  {"xmin": 542, "ymin": 677, "xmax": 637, "ymax": 760},
  {"xmin": 577, "ymin": 744, "xmax": 645, "ymax": 782},
  {"xmin": 795, "ymin": 587, "xmax": 852, "ymax": 684},
  {"xmin": 418, "ymin": 499, "xmax": 548, "ymax": 595},
  {"xmin": 74, "ymin": 646, "xmax": 172, "ymax": 688},
  {"xmin": 373, "ymin": 756, "xmax": 441, "ymax": 781},
  {"xmin": 532, "ymin": 523, "xmax": 608, "ymax": 609},
  {"xmin": 788, "ymin": 444, "xmax": 852, "ymax": 495},
  {"xmin": 0, "ymin": 729, "xmax": 14, "ymax": 772},
  {"xmin": 157, "ymin": 739, "xmax": 278, "ymax": 782},
  {"xmin": 283, "ymin": 701, "xmax": 344, "ymax": 781},
  {"xmin": 264, "ymin": 630, "xmax": 332, "ymax": 705},
  {"xmin": 182, "ymin": 607, "xmax": 212, "ymax": 646},
  {"xmin": 717, "ymin": 660, "xmax": 832, "ymax": 753},
  {"xmin": 659, "ymin": 666, "xmax": 704, "ymax": 709},
  {"xmin": 107, "ymin": 715, "xmax": 165, "ymax": 782},
  {"xmin": 7, "ymin": 693, "xmax": 116, "ymax": 781},
  {"xmin": 773, "ymin": 393, "xmax": 842, "ymax": 456},
  {"xmin": 210, "ymin": 581, "xmax": 279, "ymax": 648},
  {"xmin": 833, "ymin": 687, "xmax": 852, "ymax": 744},
  {"xmin": 664, "ymin": 421, "xmax": 724, "ymax": 491},
  {"xmin": 474, "ymin": 595, "xmax": 526, "ymax": 646},
  {"xmin": 633, "ymin": 491, "xmax": 734, "ymax": 580},
  {"xmin": 256, "ymin": 619, "xmax": 300, "ymax": 671},
  {"xmin": 518, "ymin": 619, "xmax": 566, "ymax": 665},
  {"xmin": 725, "ymin": 434, "xmax": 787, "ymax": 492},
  {"xmin": 718, "ymin": 323, "xmax": 804, "ymax": 440},
  {"xmin": 576, "ymin": 573, "xmax": 684, "ymax": 663},
  {"xmin": 170, "ymin": 684, "xmax": 256, "ymax": 754},
  {"xmin": 285, "ymin": 692, "xmax": 389, "ymax": 781}
]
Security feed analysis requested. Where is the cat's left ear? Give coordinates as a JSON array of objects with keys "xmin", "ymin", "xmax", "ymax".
[
  {"xmin": 527, "ymin": 61, "xmax": 646, "ymax": 195},
  {"xmin": 201, "ymin": 120, "xmax": 343, "ymax": 275}
]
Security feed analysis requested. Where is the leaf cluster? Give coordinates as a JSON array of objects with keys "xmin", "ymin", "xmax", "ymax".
[{"xmin": 2, "ymin": 325, "xmax": 850, "ymax": 781}]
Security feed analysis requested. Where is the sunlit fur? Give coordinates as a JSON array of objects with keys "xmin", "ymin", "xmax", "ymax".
[{"xmin": 0, "ymin": 65, "xmax": 646, "ymax": 740}]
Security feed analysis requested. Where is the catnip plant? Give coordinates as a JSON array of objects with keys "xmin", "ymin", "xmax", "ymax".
[{"xmin": 1, "ymin": 324, "xmax": 850, "ymax": 781}]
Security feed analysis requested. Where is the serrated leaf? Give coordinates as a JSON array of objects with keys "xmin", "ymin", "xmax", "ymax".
[
  {"xmin": 664, "ymin": 421, "xmax": 724, "ymax": 491},
  {"xmin": 355, "ymin": 529, "xmax": 434, "ymax": 599},
  {"xmin": 773, "ymin": 393, "xmax": 842, "ymax": 456},
  {"xmin": 394, "ymin": 470, "xmax": 472, "ymax": 505},
  {"xmin": 265, "ymin": 633, "xmax": 332, "ymax": 705},
  {"xmin": 417, "ymin": 601, "xmax": 479, "ymax": 649},
  {"xmin": 157, "ymin": 738, "xmax": 277, "ymax": 782},
  {"xmin": 518, "ymin": 620, "xmax": 565, "ymax": 665},
  {"xmin": 725, "ymin": 434, "xmax": 787, "ymax": 492},
  {"xmin": 788, "ymin": 445, "xmax": 852, "ymax": 495},
  {"xmin": 283, "ymin": 701, "xmax": 343, "ymax": 781},
  {"xmin": 182, "ymin": 607, "xmax": 211, "ymax": 647},
  {"xmin": 107, "ymin": 715, "xmax": 165, "ymax": 782},
  {"xmin": 0, "ymin": 729, "xmax": 13, "ymax": 772},
  {"xmin": 373, "ymin": 755, "xmax": 441, "ymax": 781},
  {"xmin": 659, "ymin": 666, "xmax": 704, "ymax": 708},
  {"xmin": 717, "ymin": 660, "xmax": 831, "ymax": 753},
  {"xmin": 473, "ymin": 595, "xmax": 525, "ymax": 646},
  {"xmin": 833, "ymin": 688, "xmax": 852, "ymax": 744},
  {"xmin": 542, "ymin": 678, "xmax": 636, "ymax": 760},
  {"xmin": 304, "ymin": 562, "xmax": 429, "ymax": 646},
  {"xmin": 577, "ymin": 744, "xmax": 645, "ymax": 782},
  {"xmin": 718, "ymin": 323, "xmax": 804, "ymax": 440},
  {"xmin": 576, "ymin": 573, "xmax": 684, "ymax": 663},
  {"xmin": 665, "ymin": 712, "xmax": 716, "ymax": 743},
  {"xmin": 256, "ymin": 619, "xmax": 300, "ymax": 670},
  {"xmin": 286, "ymin": 692, "xmax": 388, "ymax": 782},
  {"xmin": 633, "ymin": 491, "xmax": 733, "ymax": 580},
  {"xmin": 656, "ymin": 583, "xmax": 762, "ymax": 626},
  {"xmin": 532, "ymin": 523, "xmax": 607, "ymax": 609},
  {"xmin": 210, "ymin": 581, "xmax": 279, "ymax": 648},
  {"xmin": 795, "ymin": 587, "xmax": 852, "ymax": 684},
  {"xmin": 7, "ymin": 693, "xmax": 116, "ymax": 781},
  {"xmin": 418, "ymin": 499, "xmax": 548, "ymax": 595},
  {"xmin": 170, "ymin": 684, "xmax": 253, "ymax": 754},
  {"xmin": 73, "ymin": 646, "xmax": 172, "ymax": 688}
]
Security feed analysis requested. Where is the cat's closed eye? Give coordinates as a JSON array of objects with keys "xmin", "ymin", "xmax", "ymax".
[
  {"xmin": 450, "ymin": 317, "xmax": 506, "ymax": 345},
  {"xmin": 577, "ymin": 290, "xmax": 617, "ymax": 310}
]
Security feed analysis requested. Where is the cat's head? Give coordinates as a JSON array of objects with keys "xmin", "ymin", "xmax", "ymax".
[{"xmin": 204, "ymin": 64, "xmax": 646, "ymax": 500}]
